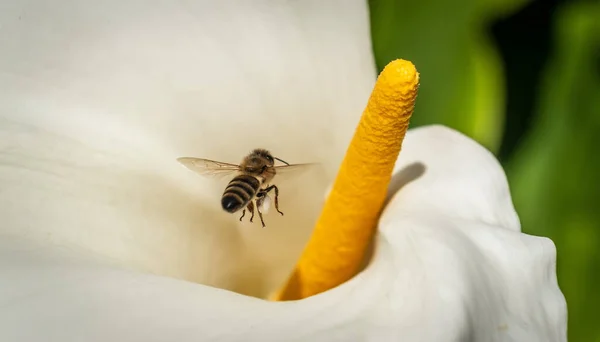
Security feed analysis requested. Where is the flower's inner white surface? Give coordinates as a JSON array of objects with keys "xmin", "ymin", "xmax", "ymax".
[
  {"xmin": 0, "ymin": 126, "xmax": 567, "ymax": 342},
  {"xmin": 0, "ymin": 0, "xmax": 376, "ymax": 297}
]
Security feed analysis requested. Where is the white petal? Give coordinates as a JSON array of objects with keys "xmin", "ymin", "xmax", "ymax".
[
  {"xmin": 383, "ymin": 125, "xmax": 521, "ymax": 230},
  {"xmin": 377, "ymin": 125, "xmax": 567, "ymax": 340},
  {"xmin": 0, "ymin": 0, "xmax": 376, "ymax": 296},
  {"xmin": 0, "ymin": 235, "xmax": 388, "ymax": 342},
  {"xmin": 0, "ymin": 125, "xmax": 566, "ymax": 341}
]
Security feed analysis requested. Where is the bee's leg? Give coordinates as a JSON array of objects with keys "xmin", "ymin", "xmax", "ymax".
[
  {"xmin": 273, "ymin": 185, "xmax": 284, "ymax": 216},
  {"xmin": 239, "ymin": 209, "xmax": 246, "ymax": 222},
  {"xmin": 247, "ymin": 201, "xmax": 255, "ymax": 223},
  {"xmin": 264, "ymin": 185, "xmax": 284, "ymax": 216},
  {"xmin": 255, "ymin": 200, "xmax": 266, "ymax": 228}
]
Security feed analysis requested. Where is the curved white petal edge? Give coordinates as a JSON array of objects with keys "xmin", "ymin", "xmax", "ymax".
[{"xmin": 0, "ymin": 125, "xmax": 567, "ymax": 341}]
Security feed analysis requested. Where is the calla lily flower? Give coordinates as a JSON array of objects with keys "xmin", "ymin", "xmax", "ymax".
[{"xmin": 0, "ymin": 1, "xmax": 567, "ymax": 341}]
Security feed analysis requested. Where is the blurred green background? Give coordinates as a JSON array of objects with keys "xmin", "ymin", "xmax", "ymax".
[{"xmin": 368, "ymin": 0, "xmax": 599, "ymax": 340}]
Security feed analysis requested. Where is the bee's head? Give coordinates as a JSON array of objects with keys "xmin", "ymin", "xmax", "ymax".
[{"xmin": 250, "ymin": 148, "xmax": 275, "ymax": 166}]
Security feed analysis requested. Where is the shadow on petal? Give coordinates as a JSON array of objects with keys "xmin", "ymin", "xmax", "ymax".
[
  {"xmin": 384, "ymin": 161, "xmax": 427, "ymax": 207},
  {"xmin": 357, "ymin": 162, "xmax": 427, "ymax": 274}
]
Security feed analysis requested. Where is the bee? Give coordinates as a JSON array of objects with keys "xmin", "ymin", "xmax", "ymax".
[{"xmin": 177, "ymin": 148, "xmax": 314, "ymax": 227}]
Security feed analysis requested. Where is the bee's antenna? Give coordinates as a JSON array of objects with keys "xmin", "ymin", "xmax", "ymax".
[{"xmin": 274, "ymin": 157, "xmax": 290, "ymax": 166}]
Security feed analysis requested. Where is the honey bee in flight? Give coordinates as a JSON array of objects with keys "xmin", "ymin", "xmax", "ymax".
[{"xmin": 177, "ymin": 148, "xmax": 313, "ymax": 227}]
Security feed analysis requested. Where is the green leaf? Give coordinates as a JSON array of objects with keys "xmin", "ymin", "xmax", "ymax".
[
  {"xmin": 506, "ymin": 2, "xmax": 600, "ymax": 340},
  {"xmin": 368, "ymin": 0, "xmax": 530, "ymax": 152}
]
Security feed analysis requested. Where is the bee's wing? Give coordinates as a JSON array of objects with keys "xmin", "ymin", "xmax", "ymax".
[
  {"xmin": 177, "ymin": 157, "xmax": 241, "ymax": 179},
  {"xmin": 272, "ymin": 163, "xmax": 318, "ymax": 178}
]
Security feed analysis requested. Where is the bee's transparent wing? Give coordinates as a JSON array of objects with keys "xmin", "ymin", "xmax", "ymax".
[
  {"xmin": 177, "ymin": 157, "xmax": 241, "ymax": 179},
  {"xmin": 272, "ymin": 163, "xmax": 318, "ymax": 178}
]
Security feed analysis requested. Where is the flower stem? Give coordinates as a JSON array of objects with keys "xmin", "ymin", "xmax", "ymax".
[{"xmin": 273, "ymin": 59, "xmax": 420, "ymax": 300}]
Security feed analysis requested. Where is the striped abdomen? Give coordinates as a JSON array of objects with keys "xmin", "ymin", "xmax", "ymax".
[{"xmin": 221, "ymin": 174, "xmax": 261, "ymax": 213}]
